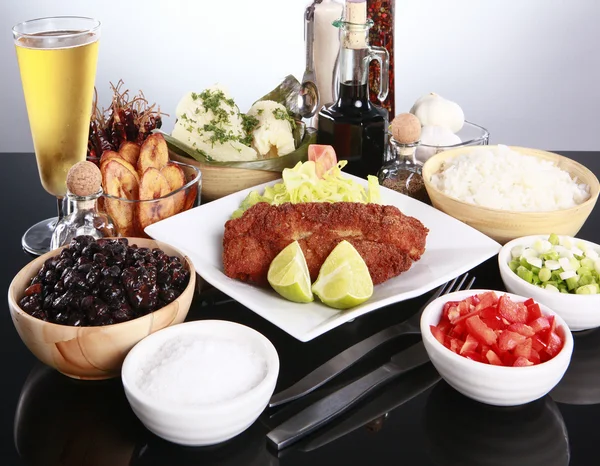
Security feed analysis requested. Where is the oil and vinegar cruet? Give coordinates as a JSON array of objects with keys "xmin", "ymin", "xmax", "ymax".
[{"xmin": 317, "ymin": 0, "xmax": 390, "ymax": 179}]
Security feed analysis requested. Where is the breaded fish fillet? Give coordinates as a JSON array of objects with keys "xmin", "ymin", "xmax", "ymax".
[{"xmin": 223, "ymin": 202, "xmax": 428, "ymax": 286}]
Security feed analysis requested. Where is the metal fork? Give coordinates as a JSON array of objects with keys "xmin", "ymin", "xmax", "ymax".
[{"xmin": 268, "ymin": 273, "xmax": 476, "ymax": 408}]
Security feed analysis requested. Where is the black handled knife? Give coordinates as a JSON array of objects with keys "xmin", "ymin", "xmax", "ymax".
[{"xmin": 267, "ymin": 340, "xmax": 431, "ymax": 450}]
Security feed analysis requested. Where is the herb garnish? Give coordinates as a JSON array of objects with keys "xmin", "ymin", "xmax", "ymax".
[
  {"xmin": 240, "ymin": 114, "xmax": 259, "ymax": 146},
  {"xmin": 272, "ymin": 108, "xmax": 297, "ymax": 130},
  {"xmin": 198, "ymin": 89, "xmax": 236, "ymax": 125}
]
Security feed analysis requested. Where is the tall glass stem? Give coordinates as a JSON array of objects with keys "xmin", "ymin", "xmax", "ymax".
[{"xmin": 57, "ymin": 196, "xmax": 65, "ymax": 220}]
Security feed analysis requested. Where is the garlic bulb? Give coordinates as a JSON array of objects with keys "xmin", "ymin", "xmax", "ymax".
[
  {"xmin": 415, "ymin": 125, "xmax": 462, "ymax": 162},
  {"xmin": 410, "ymin": 93, "xmax": 465, "ymax": 133}
]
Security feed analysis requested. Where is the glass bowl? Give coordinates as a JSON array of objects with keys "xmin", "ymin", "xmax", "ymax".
[
  {"xmin": 97, "ymin": 160, "xmax": 201, "ymax": 238},
  {"xmin": 414, "ymin": 121, "xmax": 489, "ymax": 164}
]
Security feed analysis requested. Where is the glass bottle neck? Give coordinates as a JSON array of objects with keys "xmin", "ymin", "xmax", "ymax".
[
  {"xmin": 338, "ymin": 47, "xmax": 370, "ymax": 87},
  {"xmin": 333, "ymin": 21, "xmax": 375, "ymax": 107}
]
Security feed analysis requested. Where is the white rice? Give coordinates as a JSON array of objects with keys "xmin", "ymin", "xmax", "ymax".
[{"xmin": 430, "ymin": 145, "xmax": 590, "ymax": 211}]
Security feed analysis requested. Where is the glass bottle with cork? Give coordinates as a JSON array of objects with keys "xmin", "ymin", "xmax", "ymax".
[
  {"xmin": 317, "ymin": 0, "xmax": 390, "ymax": 180},
  {"xmin": 378, "ymin": 113, "xmax": 430, "ymax": 204},
  {"xmin": 51, "ymin": 161, "xmax": 117, "ymax": 249}
]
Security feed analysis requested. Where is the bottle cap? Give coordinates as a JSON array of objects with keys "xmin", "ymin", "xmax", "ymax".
[
  {"xmin": 66, "ymin": 161, "xmax": 102, "ymax": 197},
  {"xmin": 391, "ymin": 113, "xmax": 422, "ymax": 144}
]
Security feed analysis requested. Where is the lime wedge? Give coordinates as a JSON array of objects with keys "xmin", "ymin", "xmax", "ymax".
[
  {"xmin": 268, "ymin": 241, "xmax": 314, "ymax": 303},
  {"xmin": 312, "ymin": 240, "xmax": 373, "ymax": 310}
]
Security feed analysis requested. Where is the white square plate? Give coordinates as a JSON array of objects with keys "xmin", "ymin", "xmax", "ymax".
[{"xmin": 146, "ymin": 175, "xmax": 501, "ymax": 342}]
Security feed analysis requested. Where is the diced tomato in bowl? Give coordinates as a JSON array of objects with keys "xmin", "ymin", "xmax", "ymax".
[{"xmin": 420, "ymin": 289, "xmax": 574, "ymax": 406}]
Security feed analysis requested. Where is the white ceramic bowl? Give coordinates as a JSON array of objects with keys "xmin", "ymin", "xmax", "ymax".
[
  {"xmin": 121, "ymin": 320, "xmax": 279, "ymax": 446},
  {"xmin": 499, "ymin": 235, "xmax": 600, "ymax": 331},
  {"xmin": 420, "ymin": 289, "xmax": 573, "ymax": 406}
]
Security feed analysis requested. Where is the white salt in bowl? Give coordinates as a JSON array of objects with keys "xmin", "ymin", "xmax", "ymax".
[{"xmin": 121, "ymin": 320, "xmax": 279, "ymax": 446}]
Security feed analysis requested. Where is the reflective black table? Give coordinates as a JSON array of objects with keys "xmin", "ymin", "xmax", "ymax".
[{"xmin": 1, "ymin": 151, "xmax": 599, "ymax": 465}]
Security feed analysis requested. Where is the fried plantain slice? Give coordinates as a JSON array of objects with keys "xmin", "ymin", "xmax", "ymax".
[
  {"xmin": 101, "ymin": 159, "xmax": 140, "ymax": 236},
  {"xmin": 137, "ymin": 133, "xmax": 169, "ymax": 176},
  {"xmin": 99, "ymin": 150, "xmax": 122, "ymax": 171},
  {"xmin": 160, "ymin": 163, "xmax": 186, "ymax": 212},
  {"xmin": 137, "ymin": 167, "xmax": 175, "ymax": 231},
  {"xmin": 119, "ymin": 141, "xmax": 141, "ymax": 167}
]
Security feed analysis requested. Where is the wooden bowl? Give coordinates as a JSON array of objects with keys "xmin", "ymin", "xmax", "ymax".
[
  {"xmin": 422, "ymin": 146, "xmax": 600, "ymax": 245},
  {"xmin": 169, "ymin": 151, "xmax": 280, "ymax": 202},
  {"xmin": 8, "ymin": 238, "xmax": 196, "ymax": 380}
]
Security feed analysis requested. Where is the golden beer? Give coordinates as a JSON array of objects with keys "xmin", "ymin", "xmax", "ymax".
[{"xmin": 16, "ymin": 31, "xmax": 99, "ymax": 197}]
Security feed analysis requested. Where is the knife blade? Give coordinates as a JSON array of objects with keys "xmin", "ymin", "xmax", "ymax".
[
  {"xmin": 268, "ymin": 320, "xmax": 421, "ymax": 408},
  {"xmin": 266, "ymin": 340, "xmax": 430, "ymax": 450}
]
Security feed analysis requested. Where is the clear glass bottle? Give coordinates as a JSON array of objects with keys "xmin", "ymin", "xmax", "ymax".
[
  {"xmin": 378, "ymin": 138, "xmax": 430, "ymax": 203},
  {"xmin": 50, "ymin": 189, "xmax": 117, "ymax": 249},
  {"xmin": 317, "ymin": 6, "xmax": 390, "ymax": 179}
]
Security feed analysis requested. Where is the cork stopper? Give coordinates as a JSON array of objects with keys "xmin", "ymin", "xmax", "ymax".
[
  {"xmin": 343, "ymin": 0, "xmax": 368, "ymax": 49},
  {"xmin": 66, "ymin": 161, "xmax": 102, "ymax": 197},
  {"xmin": 391, "ymin": 113, "xmax": 422, "ymax": 144}
]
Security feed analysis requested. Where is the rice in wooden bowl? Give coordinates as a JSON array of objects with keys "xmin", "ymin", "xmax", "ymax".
[{"xmin": 422, "ymin": 145, "xmax": 600, "ymax": 244}]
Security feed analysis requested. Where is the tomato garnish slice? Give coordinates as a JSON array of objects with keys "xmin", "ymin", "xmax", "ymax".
[
  {"xmin": 460, "ymin": 334, "xmax": 479, "ymax": 355},
  {"xmin": 514, "ymin": 338, "xmax": 533, "ymax": 359},
  {"xmin": 545, "ymin": 331, "xmax": 564, "ymax": 358},
  {"xmin": 466, "ymin": 315, "xmax": 497, "ymax": 345},
  {"xmin": 507, "ymin": 323, "xmax": 535, "ymax": 337},
  {"xmin": 513, "ymin": 357, "xmax": 534, "ymax": 367},
  {"xmin": 485, "ymin": 349, "xmax": 503, "ymax": 366},
  {"xmin": 526, "ymin": 303, "xmax": 543, "ymax": 322},
  {"xmin": 530, "ymin": 317, "xmax": 551, "ymax": 334},
  {"xmin": 498, "ymin": 295, "xmax": 528, "ymax": 324},
  {"xmin": 498, "ymin": 331, "xmax": 527, "ymax": 351},
  {"xmin": 430, "ymin": 325, "xmax": 446, "ymax": 346}
]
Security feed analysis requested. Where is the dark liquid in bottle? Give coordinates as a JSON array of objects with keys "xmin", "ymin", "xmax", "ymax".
[{"xmin": 317, "ymin": 81, "xmax": 387, "ymax": 179}]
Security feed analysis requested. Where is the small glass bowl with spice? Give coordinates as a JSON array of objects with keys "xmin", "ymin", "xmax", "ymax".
[{"xmin": 378, "ymin": 113, "xmax": 430, "ymax": 204}]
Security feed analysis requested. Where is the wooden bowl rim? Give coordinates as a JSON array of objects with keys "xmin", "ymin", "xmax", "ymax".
[
  {"xmin": 8, "ymin": 237, "xmax": 196, "ymax": 331},
  {"xmin": 422, "ymin": 145, "xmax": 600, "ymax": 216}
]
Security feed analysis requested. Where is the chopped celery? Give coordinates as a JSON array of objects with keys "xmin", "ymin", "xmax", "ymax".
[
  {"xmin": 576, "ymin": 284, "xmax": 599, "ymax": 295},
  {"xmin": 579, "ymin": 274, "xmax": 597, "ymax": 287},
  {"xmin": 540, "ymin": 251, "xmax": 559, "ymax": 261},
  {"xmin": 577, "ymin": 266, "xmax": 592, "ymax": 276},
  {"xmin": 517, "ymin": 266, "xmax": 534, "ymax": 283},
  {"xmin": 581, "ymin": 257, "xmax": 595, "ymax": 270},
  {"xmin": 508, "ymin": 260, "xmax": 520, "ymax": 272},
  {"xmin": 538, "ymin": 267, "xmax": 551, "ymax": 282},
  {"xmin": 566, "ymin": 276, "xmax": 580, "ymax": 291},
  {"xmin": 510, "ymin": 234, "xmax": 600, "ymax": 295}
]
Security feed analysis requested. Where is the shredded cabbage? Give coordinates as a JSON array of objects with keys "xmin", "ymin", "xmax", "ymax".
[{"xmin": 231, "ymin": 161, "xmax": 382, "ymax": 219}]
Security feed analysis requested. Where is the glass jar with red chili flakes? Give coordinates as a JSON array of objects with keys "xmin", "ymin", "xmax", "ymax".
[{"xmin": 367, "ymin": 0, "xmax": 395, "ymax": 119}]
